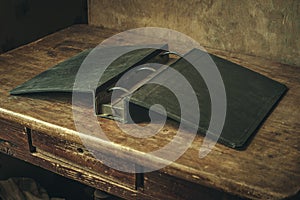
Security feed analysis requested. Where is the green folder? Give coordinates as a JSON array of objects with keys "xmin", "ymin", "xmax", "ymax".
[
  {"xmin": 10, "ymin": 45, "xmax": 168, "ymax": 95},
  {"xmin": 10, "ymin": 46, "xmax": 287, "ymax": 149},
  {"xmin": 128, "ymin": 49, "xmax": 287, "ymax": 148}
]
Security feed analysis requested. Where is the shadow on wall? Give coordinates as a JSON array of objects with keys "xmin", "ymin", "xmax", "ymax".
[{"xmin": 0, "ymin": 0, "xmax": 87, "ymax": 53}]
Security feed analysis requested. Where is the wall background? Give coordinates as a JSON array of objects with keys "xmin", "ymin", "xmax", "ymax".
[
  {"xmin": 0, "ymin": 0, "xmax": 87, "ymax": 53},
  {"xmin": 88, "ymin": 0, "xmax": 300, "ymax": 66}
]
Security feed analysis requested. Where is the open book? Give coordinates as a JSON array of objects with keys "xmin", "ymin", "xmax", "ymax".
[{"xmin": 10, "ymin": 44, "xmax": 287, "ymax": 149}]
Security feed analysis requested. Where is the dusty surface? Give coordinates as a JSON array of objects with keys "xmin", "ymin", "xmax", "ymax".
[{"xmin": 0, "ymin": 25, "xmax": 299, "ymax": 199}]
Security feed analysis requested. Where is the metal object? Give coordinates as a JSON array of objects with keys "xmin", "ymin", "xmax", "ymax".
[
  {"xmin": 107, "ymin": 87, "xmax": 130, "ymax": 94},
  {"xmin": 136, "ymin": 66, "xmax": 157, "ymax": 72},
  {"xmin": 161, "ymin": 51, "xmax": 181, "ymax": 57}
]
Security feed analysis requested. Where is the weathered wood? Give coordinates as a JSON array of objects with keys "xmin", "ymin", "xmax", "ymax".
[
  {"xmin": 143, "ymin": 172, "xmax": 242, "ymax": 200},
  {"xmin": 0, "ymin": 118, "xmax": 28, "ymax": 157},
  {"xmin": 0, "ymin": 24, "xmax": 299, "ymax": 200},
  {"xmin": 31, "ymin": 130, "xmax": 136, "ymax": 189},
  {"xmin": 0, "ymin": 119, "xmax": 145, "ymax": 199}
]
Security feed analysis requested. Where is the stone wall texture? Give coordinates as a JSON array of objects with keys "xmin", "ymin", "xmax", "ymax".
[{"xmin": 89, "ymin": 0, "xmax": 300, "ymax": 66}]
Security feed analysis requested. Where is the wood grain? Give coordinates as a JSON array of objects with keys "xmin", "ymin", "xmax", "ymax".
[
  {"xmin": 31, "ymin": 130, "xmax": 137, "ymax": 189},
  {"xmin": 0, "ymin": 24, "xmax": 299, "ymax": 200}
]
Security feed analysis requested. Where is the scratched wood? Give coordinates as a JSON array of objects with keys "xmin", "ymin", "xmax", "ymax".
[
  {"xmin": 0, "ymin": 119, "xmax": 145, "ymax": 200},
  {"xmin": 0, "ymin": 25, "xmax": 299, "ymax": 200},
  {"xmin": 31, "ymin": 130, "xmax": 137, "ymax": 189}
]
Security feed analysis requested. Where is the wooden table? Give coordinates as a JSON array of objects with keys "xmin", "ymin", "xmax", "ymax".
[{"xmin": 0, "ymin": 24, "xmax": 299, "ymax": 200}]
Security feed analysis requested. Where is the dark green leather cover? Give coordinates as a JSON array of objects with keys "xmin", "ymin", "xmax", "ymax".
[
  {"xmin": 10, "ymin": 46, "xmax": 287, "ymax": 149},
  {"xmin": 129, "ymin": 49, "xmax": 287, "ymax": 148},
  {"xmin": 10, "ymin": 45, "xmax": 167, "ymax": 95}
]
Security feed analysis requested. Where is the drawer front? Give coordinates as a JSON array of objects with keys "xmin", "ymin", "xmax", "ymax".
[
  {"xmin": 143, "ymin": 172, "xmax": 240, "ymax": 200},
  {"xmin": 31, "ymin": 130, "xmax": 137, "ymax": 189},
  {"xmin": 0, "ymin": 118, "xmax": 28, "ymax": 156}
]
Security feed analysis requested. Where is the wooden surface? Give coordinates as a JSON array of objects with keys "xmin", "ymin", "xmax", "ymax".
[{"xmin": 0, "ymin": 24, "xmax": 299, "ymax": 200}]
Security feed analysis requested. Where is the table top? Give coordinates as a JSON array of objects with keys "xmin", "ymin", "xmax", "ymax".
[{"xmin": 0, "ymin": 24, "xmax": 299, "ymax": 199}]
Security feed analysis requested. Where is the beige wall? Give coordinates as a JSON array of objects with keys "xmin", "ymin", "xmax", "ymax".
[{"xmin": 88, "ymin": 0, "xmax": 300, "ymax": 66}]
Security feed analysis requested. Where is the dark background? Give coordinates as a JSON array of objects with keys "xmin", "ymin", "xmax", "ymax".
[{"xmin": 0, "ymin": 0, "xmax": 87, "ymax": 53}]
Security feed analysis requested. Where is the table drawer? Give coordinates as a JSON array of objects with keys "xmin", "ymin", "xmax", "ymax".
[
  {"xmin": 144, "ymin": 172, "xmax": 239, "ymax": 200},
  {"xmin": 31, "ymin": 130, "xmax": 137, "ymax": 189},
  {"xmin": 0, "ymin": 118, "xmax": 28, "ymax": 156}
]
